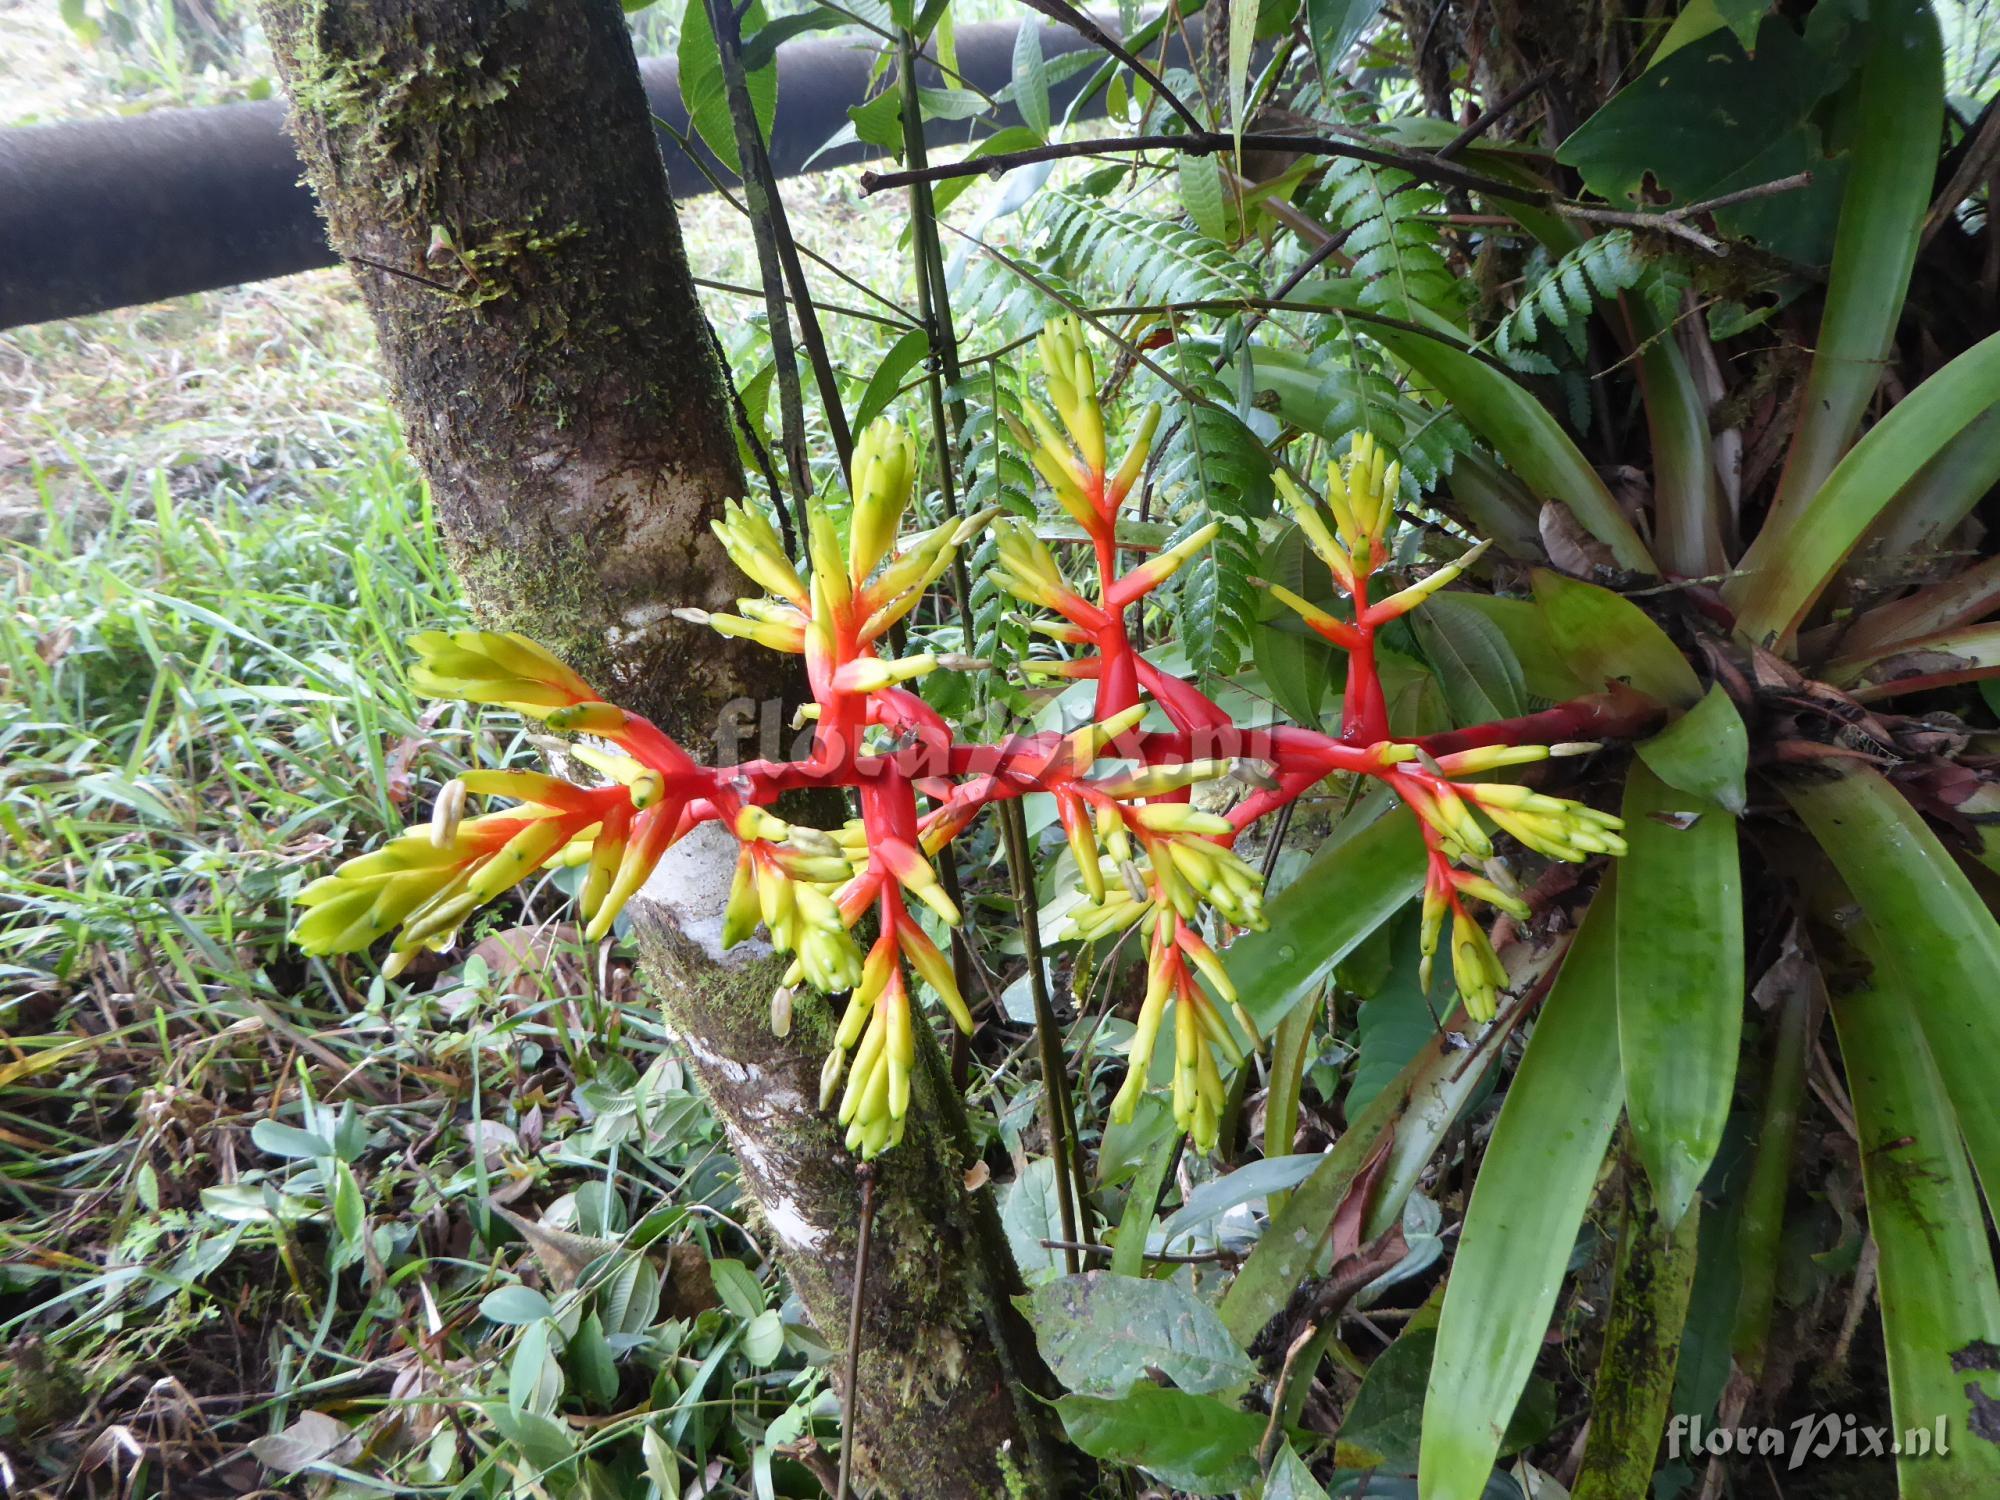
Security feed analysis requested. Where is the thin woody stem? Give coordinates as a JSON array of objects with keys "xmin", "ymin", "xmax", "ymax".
[
  {"xmin": 834, "ymin": 1164, "xmax": 876, "ymax": 1500},
  {"xmin": 860, "ymin": 130, "xmax": 1547, "ymax": 205},
  {"xmin": 1000, "ymin": 795, "xmax": 1085, "ymax": 1272}
]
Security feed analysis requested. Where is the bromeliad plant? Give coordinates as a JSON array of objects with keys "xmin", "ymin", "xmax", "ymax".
[{"xmin": 293, "ymin": 316, "xmax": 1634, "ymax": 1159}]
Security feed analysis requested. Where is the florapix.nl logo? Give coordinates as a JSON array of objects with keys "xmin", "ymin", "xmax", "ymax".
[{"xmin": 1667, "ymin": 1412, "xmax": 1951, "ymax": 1470}]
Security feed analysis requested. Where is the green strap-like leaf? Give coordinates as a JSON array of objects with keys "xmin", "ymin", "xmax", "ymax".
[
  {"xmin": 1614, "ymin": 764, "xmax": 1743, "ymax": 1227},
  {"xmin": 1532, "ymin": 568, "xmax": 1702, "ymax": 706},
  {"xmin": 1752, "ymin": 0, "xmax": 1943, "ymax": 563},
  {"xmin": 1368, "ymin": 325, "xmax": 1656, "ymax": 573},
  {"xmin": 1420, "ymin": 888, "xmax": 1624, "ymax": 1500},
  {"xmin": 1785, "ymin": 763, "xmax": 2000, "ymax": 1213},
  {"xmin": 1729, "ymin": 329, "xmax": 2000, "ymax": 646},
  {"xmin": 1111, "ymin": 1126, "xmax": 1179, "ymax": 1279},
  {"xmin": 1624, "ymin": 289, "xmax": 1725, "ymax": 577},
  {"xmin": 1220, "ymin": 1025, "xmax": 1504, "ymax": 1345},
  {"xmin": 1826, "ymin": 924, "xmax": 2000, "ymax": 1500},
  {"xmin": 1226, "ymin": 803, "xmax": 1428, "ymax": 1036}
]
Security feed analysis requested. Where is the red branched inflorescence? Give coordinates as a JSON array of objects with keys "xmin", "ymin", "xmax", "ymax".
[{"xmin": 294, "ymin": 321, "xmax": 1639, "ymax": 1157}]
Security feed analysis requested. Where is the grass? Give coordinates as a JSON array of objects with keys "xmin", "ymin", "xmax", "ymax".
[{"xmin": 0, "ymin": 261, "xmax": 891, "ymax": 1500}]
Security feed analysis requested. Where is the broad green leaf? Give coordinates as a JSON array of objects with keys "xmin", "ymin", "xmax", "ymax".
[
  {"xmin": 1784, "ymin": 763, "xmax": 2000, "ymax": 1211},
  {"xmin": 1220, "ymin": 1025, "xmax": 1504, "ymax": 1345},
  {"xmin": 708, "ymin": 1257, "xmax": 764, "ymax": 1321},
  {"xmin": 1755, "ymin": 0, "xmax": 1944, "ymax": 561},
  {"xmin": 1266, "ymin": 1444, "xmax": 1332, "ymax": 1500},
  {"xmin": 642, "ymin": 1427, "xmax": 683, "ymax": 1500},
  {"xmin": 1368, "ymin": 325, "xmax": 1655, "ymax": 573},
  {"xmin": 566, "ymin": 1312, "xmax": 620, "ymax": 1409},
  {"xmin": 1012, "ymin": 19, "xmax": 1050, "ymax": 139},
  {"xmin": 481, "ymin": 1285, "xmax": 556, "ymax": 1325},
  {"xmin": 1341, "ymin": 1326, "xmax": 1555, "ymax": 1474},
  {"xmin": 1022, "ymin": 1272, "xmax": 1257, "ymax": 1396},
  {"xmin": 251, "ymin": 1119, "xmax": 334, "ymax": 1160},
  {"xmin": 845, "ymin": 90, "xmax": 905, "ymax": 153},
  {"xmin": 1307, "ymin": 0, "xmax": 1383, "ymax": 76},
  {"xmin": 678, "ymin": 0, "xmax": 778, "ymax": 177},
  {"xmin": 1441, "ymin": 593, "xmax": 1587, "ymax": 701},
  {"xmin": 1002, "ymin": 1157, "xmax": 1068, "ymax": 1284},
  {"xmin": 1827, "ymin": 933, "xmax": 2000, "ymax": 1500},
  {"xmin": 596, "ymin": 1252, "xmax": 662, "ymax": 1338},
  {"xmin": 1644, "ymin": 0, "xmax": 1764, "ymax": 68},
  {"xmin": 483, "ymin": 1404, "xmax": 578, "ymax": 1483},
  {"xmin": 1253, "ymin": 523, "xmax": 1340, "ymax": 729},
  {"xmin": 1634, "ymin": 684, "xmax": 1748, "ymax": 815},
  {"xmin": 1570, "ymin": 1165, "xmax": 1701, "ymax": 1500},
  {"xmin": 1615, "ymin": 764, "xmax": 1743, "ymax": 1227},
  {"xmin": 1730, "ymin": 330, "xmax": 2000, "ymax": 644},
  {"xmin": 330, "ymin": 1159, "xmax": 364, "ymax": 1245},
  {"xmin": 742, "ymin": 1308, "xmax": 785, "ymax": 1366},
  {"xmin": 1056, "ymin": 1385, "xmax": 1264, "ymax": 1494},
  {"xmin": 1346, "ymin": 913, "xmax": 1454, "ymax": 1121},
  {"xmin": 1178, "ymin": 152, "xmax": 1229, "ymax": 242},
  {"xmin": 1224, "ymin": 805, "xmax": 1426, "ymax": 1035},
  {"xmin": 1421, "ymin": 888, "xmax": 1625, "ymax": 1500},
  {"xmin": 1227, "ymin": 0, "xmax": 1259, "ymax": 157},
  {"xmin": 1558, "ymin": 14, "xmax": 1855, "ymax": 264},
  {"xmin": 508, "ymin": 1317, "xmax": 562, "ymax": 1412},
  {"xmin": 1408, "ymin": 594, "xmax": 1528, "ymax": 727},
  {"xmin": 916, "ymin": 85, "xmax": 985, "ymax": 121},
  {"xmin": 850, "ymin": 328, "xmax": 928, "ymax": 437},
  {"xmin": 738, "ymin": 6, "xmax": 843, "ymax": 70},
  {"xmin": 1442, "ymin": 449, "xmax": 1545, "ymax": 560},
  {"xmin": 1532, "ymin": 567, "xmax": 1701, "ymax": 706}
]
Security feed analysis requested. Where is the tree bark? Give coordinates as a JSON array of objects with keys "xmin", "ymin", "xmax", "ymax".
[{"xmin": 258, "ymin": 3, "xmax": 1067, "ymax": 1493}]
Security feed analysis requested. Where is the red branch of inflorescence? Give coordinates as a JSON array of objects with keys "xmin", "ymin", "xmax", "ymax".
[{"xmin": 292, "ymin": 320, "xmax": 1638, "ymax": 1157}]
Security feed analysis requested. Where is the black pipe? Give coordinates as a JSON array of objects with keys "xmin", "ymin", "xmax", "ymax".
[{"xmin": 0, "ymin": 19, "xmax": 1163, "ymax": 330}]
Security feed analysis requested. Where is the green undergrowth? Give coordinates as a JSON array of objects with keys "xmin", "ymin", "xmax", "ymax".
[{"xmin": 0, "ymin": 405, "xmax": 844, "ymax": 1496}]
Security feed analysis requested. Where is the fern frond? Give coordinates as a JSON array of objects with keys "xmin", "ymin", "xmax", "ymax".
[
  {"xmin": 1037, "ymin": 190, "xmax": 1259, "ymax": 306},
  {"xmin": 1311, "ymin": 155, "xmax": 1468, "ymax": 324},
  {"xmin": 1490, "ymin": 231, "xmax": 1649, "ymax": 374}
]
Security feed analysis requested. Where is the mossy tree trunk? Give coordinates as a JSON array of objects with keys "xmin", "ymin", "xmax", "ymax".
[{"xmin": 258, "ymin": 2, "xmax": 1067, "ymax": 1492}]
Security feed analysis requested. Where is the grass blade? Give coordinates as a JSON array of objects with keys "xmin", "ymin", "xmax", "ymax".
[
  {"xmin": 1785, "ymin": 762, "xmax": 2000, "ymax": 1213},
  {"xmin": 1614, "ymin": 764, "xmax": 1743, "ymax": 1227},
  {"xmin": 1419, "ymin": 885, "xmax": 1624, "ymax": 1500},
  {"xmin": 1823, "ymin": 911, "xmax": 2000, "ymax": 1500}
]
